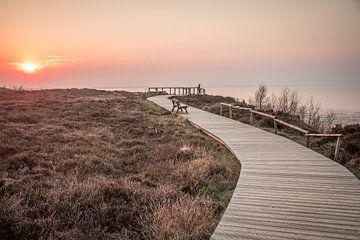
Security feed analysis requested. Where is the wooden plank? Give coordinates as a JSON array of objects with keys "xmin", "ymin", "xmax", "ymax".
[{"xmin": 148, "ymin": 95, "xmax": 360, "ymax": 240}]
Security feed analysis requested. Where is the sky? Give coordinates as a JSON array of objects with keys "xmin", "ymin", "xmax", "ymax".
[{"xmin": 0, "ymin": 0, "xmax": 360, "ymax": 89}]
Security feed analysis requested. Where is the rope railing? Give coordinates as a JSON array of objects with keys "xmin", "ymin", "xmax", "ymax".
[{"xmin": 219, "ymin": 102, "xmax": 342, "ymax": 160}]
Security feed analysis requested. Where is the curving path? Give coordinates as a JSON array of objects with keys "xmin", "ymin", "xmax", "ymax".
[{"xmin": 148, "ymin": 95, "xmax": 360, "ymax": 240}]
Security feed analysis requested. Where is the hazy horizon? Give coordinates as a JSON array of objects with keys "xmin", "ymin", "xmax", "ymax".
[{"xmin": 1, "ymin": 0, "xmax": 360, "ymax": 89}]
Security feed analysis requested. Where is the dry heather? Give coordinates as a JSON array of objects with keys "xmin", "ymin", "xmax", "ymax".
[{"xmin": 0, "ymin": 89, "xmax": 240, "ymax": 240}]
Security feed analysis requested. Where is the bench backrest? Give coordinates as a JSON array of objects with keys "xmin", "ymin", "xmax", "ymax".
[{"xmin": 172, "ymin": 99, "xmax": 180, "ymax": 106}]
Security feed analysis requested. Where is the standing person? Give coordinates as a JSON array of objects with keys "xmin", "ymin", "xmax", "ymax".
[{"xmin": 197, "ymin": 84, "xmax": 201, "ymax": 94}]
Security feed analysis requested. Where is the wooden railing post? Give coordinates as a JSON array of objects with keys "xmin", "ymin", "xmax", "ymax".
[
  {"xmin": 250, "ymin": 111, "xmax": 254, "ymax": 125},
  {"xmin": 306, "ymin": 135, "xmax": 310, "ymax": 148},
  {"xmin": 220, "ymin": 104, "xmax": 223, "ymax": 116},
  {"xmin": 229, "ymin": 106, "xmax": 232, "ymax": 118},
  {"xmin": 274, "ymin": 118, "xmax": 278, "ymax": 134},
  {"xmin": 335, "ymin": 136, "xmax": 341, "ymax": 160}
]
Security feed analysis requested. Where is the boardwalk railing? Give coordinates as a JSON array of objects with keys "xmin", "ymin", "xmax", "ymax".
[
  {"xmin": 220, "ymin": 102, "xmax": 342, "ymax": 160},
  {"xmin": 147, "ymin": 86, "xmax": 206, "ymax": 95}
]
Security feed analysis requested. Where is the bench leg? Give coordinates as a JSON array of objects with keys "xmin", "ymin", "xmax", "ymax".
[
  {"xmin": 185, "ymin": 108, "xmax": 188, "ymax": 114},
  {"xmin": 176, "ymin": 108, "xmax": 180, "ymax": 113},
  {"xmin": 171, "ymin": 106, "xmax": 175, "ymax": 112}
]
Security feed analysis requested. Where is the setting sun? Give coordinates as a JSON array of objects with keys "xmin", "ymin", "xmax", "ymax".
[{"xmin": 22, "ymin": 63, "xmax": 37, "ymax": 73}]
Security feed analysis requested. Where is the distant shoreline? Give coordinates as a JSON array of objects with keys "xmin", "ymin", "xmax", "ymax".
[{"xmin": 98, "ymin": 86, "xmax": 360, "ymax": 125}]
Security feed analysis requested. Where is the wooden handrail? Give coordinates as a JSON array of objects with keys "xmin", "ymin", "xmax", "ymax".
[
  {"xmin": 220, "ymin": 102, "xmax": 232, "ymax": 107},
  {"xmin": 305, "ymin": 133, "xmax": 342, "ymax": 137},
  {"xmin": 233, "ymin": 106, "xmax": 252, "ymax": 111},
  {"xmin": 149, "ymin": 87, "xmax": 198, "ymax": 89},
  {"xmin": 305, "ymin": 134, "xmax": 342, "ymax": 160},
  {"xmin": 221, "ymin": 103, "xmax": 309, "ymax": 134},
  {"xmin": 219, "ymin": 102, "xmax": 343, "ymax": 137},
  {"xmin": 218, "ymin": 101, "xmax": 342, "ymax": 160},
  {"xmin": 220, "ymin": 103, "xmax": 251, "ymax": 110},
  {"xmin": 275, "ymin": 119, "xmax": 309, "ymax": 134},
  {"xmin": 148, "ymin": 86, "xmax": 205, "ymax": 96},
  {"xmin": 251, "ymin": 110, "xmax": 276, "ymax": 119}
]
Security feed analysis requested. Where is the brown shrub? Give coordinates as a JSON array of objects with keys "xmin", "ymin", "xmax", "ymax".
[
  {"xmin": 175, "ymin": 158, "xmax": 215, "ymax": 193},
  {"xmin": 7, "ymin": 151, "xmax": 39, "ymax": 171},
  {"xmin": 145, "ymin": 195, "xmax": 216, "ymax": 240}
]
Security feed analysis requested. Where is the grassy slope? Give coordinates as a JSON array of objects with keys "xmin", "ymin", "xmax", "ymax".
[
  {"xmin": 0, "ymin": 89, "xmax": 239, "ymax": 240},
  {"xmin": 177, "ymin": 95, "xmax": 360, "ymax": 179}
]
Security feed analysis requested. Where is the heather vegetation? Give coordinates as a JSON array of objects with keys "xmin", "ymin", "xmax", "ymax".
[
  {"xmin": 177, "ymin": 87, "xmax": 360, "ymax": 179},
  {"xmin": 248, "ymin": 85, "xmax": 335, "ymax": 132},
  {"xmin": 0, "ymin": 88, "xmax": 240, "ymax": 240}
]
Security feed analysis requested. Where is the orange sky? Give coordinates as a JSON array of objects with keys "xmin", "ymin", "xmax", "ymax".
[{"xmin": 1, "ymin": 0, "xmax": 360, "ymax": 88}]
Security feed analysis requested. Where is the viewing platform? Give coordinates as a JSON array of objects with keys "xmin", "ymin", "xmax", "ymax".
[{"xmin": 147, "ymin": 85, "xmax": 206, "ymax": 95}]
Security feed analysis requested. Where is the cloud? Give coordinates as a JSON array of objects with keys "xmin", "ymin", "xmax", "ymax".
[
  {"xmin": 7, "ymin": 55, "xmax": 80, "ymax": 70},
  {"xmin": 38, "ymin": 55, "xmax": 80, "ymax": 66}
]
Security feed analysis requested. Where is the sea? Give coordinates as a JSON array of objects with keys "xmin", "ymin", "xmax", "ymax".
[{"xmin": 98, "ymin": 86, "xmax": 360, "ymax": 126}]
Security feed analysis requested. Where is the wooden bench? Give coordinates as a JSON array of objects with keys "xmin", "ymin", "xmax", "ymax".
[{"xmin": 171, "ymin": 99, "xmax": 188, "ymax": 114}]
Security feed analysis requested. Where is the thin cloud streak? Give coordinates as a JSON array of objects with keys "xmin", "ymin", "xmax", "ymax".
[{"xmin": 7, "ymin": 55, "xmax": 80, "ymax": 71}]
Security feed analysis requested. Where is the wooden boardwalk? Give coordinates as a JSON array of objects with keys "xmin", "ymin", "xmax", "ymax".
[{"xmin": 148, "ymin": 95, "xmax": 360, "ymax": 240}]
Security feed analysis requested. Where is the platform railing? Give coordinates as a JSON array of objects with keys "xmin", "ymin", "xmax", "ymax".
[
  {"xmin": 147, "ymin": 86, "xmax": 205, "ymax": 95},
  {"xmin": 220, "ymin": 102, "xmax": 342, "ymax": 160}
]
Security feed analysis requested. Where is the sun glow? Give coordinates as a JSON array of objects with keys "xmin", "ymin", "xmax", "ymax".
[{"xmin": 22, "ymin": 63, "xmax": 37, "ymax": 73}]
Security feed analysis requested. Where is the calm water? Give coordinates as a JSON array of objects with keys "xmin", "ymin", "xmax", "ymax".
[
  {"xmin": 99, "ymin": 86, "xmax": 360, "ymax": 125},
  {"xmin": 205, "ymin": 86, "xmax": 360, "ymax": 126}
]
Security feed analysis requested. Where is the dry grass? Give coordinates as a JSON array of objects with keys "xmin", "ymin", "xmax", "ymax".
[
  {"xmin": 0, "ymin": 89, "xmax": 240, "ymax": 240},
  {"xmin": 146, "ymin": 195, "xmax": 216, "ymax": 240}
]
